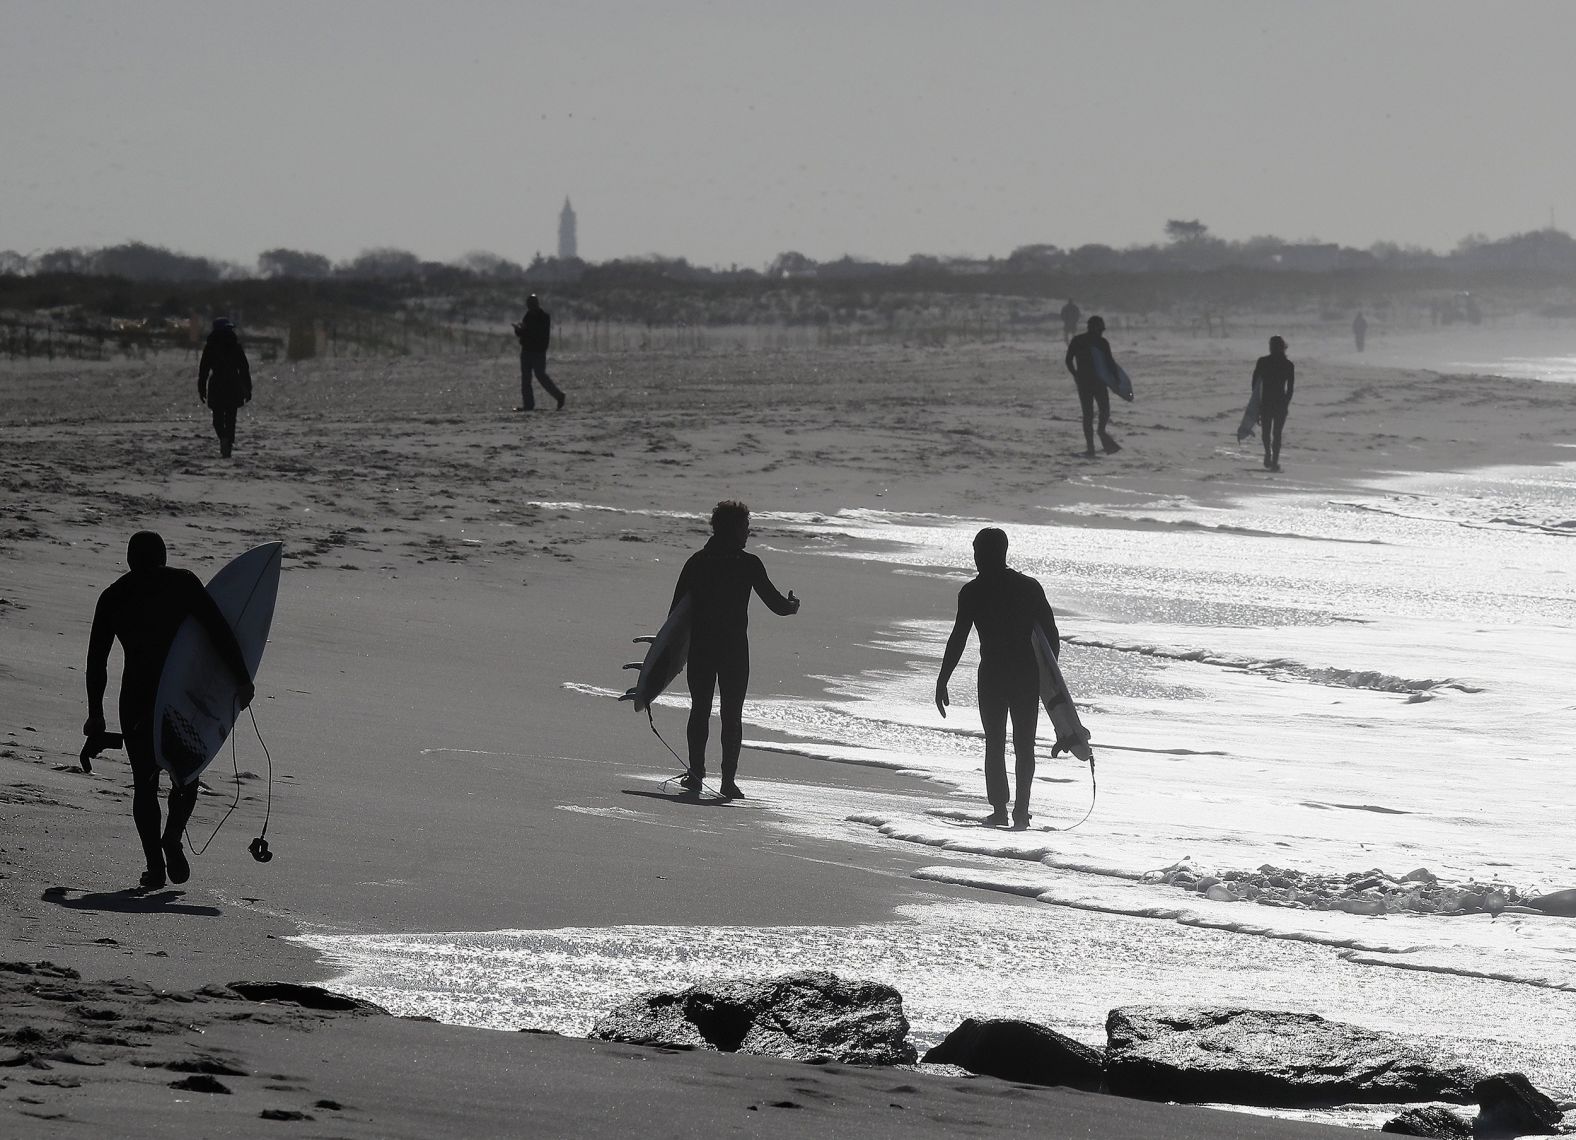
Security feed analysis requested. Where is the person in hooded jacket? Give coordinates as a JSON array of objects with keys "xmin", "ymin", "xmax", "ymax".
[{"xmin": 197, "ymin": 317, "xmax": 252, "ymax": 458}]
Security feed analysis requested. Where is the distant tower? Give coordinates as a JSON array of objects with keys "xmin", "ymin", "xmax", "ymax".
[{"xmin": 558, "ymin": 198, "xmax": 577, "ymax": 261}]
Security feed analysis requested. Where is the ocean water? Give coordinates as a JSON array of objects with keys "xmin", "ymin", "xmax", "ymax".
[{"xmin": 301, "ymin": 461, "xmax": 1576, "ymax": 1109}]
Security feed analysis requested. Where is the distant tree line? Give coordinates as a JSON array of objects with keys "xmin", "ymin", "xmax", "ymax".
[{"xmin": 4, "ymin": 221, "xmax": 1576, "ymax": 287}]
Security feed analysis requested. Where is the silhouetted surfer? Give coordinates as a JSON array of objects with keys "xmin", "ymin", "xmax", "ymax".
[
  {"xmin": 512, "ymin": 294, "xmax": 565, "ymax": 411},
  {"xmin": 197, "ymin": 318, "xmax": 251, "ymax": 458},
  {"xmin": 1064, "ymin": 315, "xmax": 1121, "ymax": 457},
  {"xmin": 935, "ymin": 528, "xmax": 1060, "ymax": 827},
  {"xmin": 84, "ymin": 532, "xmax": 254, "ymax": 890},
  {"xmin": 671, "ymin": 501, "xmax": 799, "ymax": 798},
  {"xmin": 1253, "ymin": 335, "xmax": 1295, "ymax": 472},
  {"xmin": 1352, "ymin": 311, "xmax": 1368, "ymax": 352}
]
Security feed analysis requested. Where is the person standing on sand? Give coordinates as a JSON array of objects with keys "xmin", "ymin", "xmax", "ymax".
[
  {"xmin": 671, "ymin": 501, "xmax": 800, "ymax": 799},
  {"xmin": 935, "ymin": 527, "xmax": 1061, "ymax": 828},
  {"xmin": 1253, "ymin": 335, "xmax": 1295, "ymax": 472},
  {"xmin": 1059, "ymin": 298, "xmax": 1082, "ymax": 344},
  {"xmin": 1353, "ymin": 311, "xmax": 1368, "ymax": 352},
  {"xmin": 84, "ymin": 532, "xmax": 254, "ymax": 891},
  {"xmin": 512, "ymin": 294, "xmax": 565, "ymax": 411},
  {"xmin": 1064, "ymin": 314, "xmax": 1122, "ymax": 457},
  {"xmin": 197, "ymin": 317, "xmax": 251, "ymax": 458}
]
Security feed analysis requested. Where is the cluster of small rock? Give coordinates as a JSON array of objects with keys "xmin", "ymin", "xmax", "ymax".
[
  {"xmin": 1149, "ymin": 859, "xmax": 1523, "ymax": 916},
  {"xmin": 587, "ymin": 971, "xmax": 1572, "ymax": 1135}
]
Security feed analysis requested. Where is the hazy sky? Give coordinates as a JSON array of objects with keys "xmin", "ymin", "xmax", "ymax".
[{"xmin": 3, "ymin": 0, "xmax": 1573, "ymax": 269}]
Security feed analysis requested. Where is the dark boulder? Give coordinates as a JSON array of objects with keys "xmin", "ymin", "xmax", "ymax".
[
  {"xmin": 589, "ymin": 970, "xmax": 915, "ymax": 1065},
  {"xmin": 223, "ymin": 982, "xmax": 388, "ymax": 1016},
  {"xmin": 1104, "ymin": 1007, "xmax": 1480, "ymax": 1107},
  {"xmin": 1382, "ymin": 1106, "xmax": 1473, "ymax": 1137},
  {"xmin": 922, "ymin": 1017, "xmax": 1104, "ymax": 1091},
  {"xmin": 1472, "ymin": 1072, "xmax": 1563, "ymax": 1137}
]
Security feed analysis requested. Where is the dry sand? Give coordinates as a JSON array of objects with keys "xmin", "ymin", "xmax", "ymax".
[{"xmin": 5, "ymin": 328, "xmax": 1570, "ymax": 1136}]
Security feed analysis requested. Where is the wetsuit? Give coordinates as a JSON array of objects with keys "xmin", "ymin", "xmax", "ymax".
[
  {"xmin": 939, "ymin": 568, "xmax": 1060, "ymax": 812},
  {"xmin": 1064, "ymin": 331, "xmax": 1115, "ymax": 452},
  {"xmin": 671, "ymin": 535, "xmax": 796, "ymax": 781},
  {"xmin": 515, "ymin": 308, "xmax": 564, "ymax": 410},
  {"xmin": 198, "ymin": 328, "xmax": 252, "ymax": 456},
  {"xmin": 87, "ymin": 567, "xmax": 250, "ymax": 876},
  {"xmin": 1253, "ymin": 353, "xmax": 1294, "ymax": 467}
]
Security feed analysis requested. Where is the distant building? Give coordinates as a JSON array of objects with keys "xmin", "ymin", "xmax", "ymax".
[{"xmin": 558, "ymin": 198, "xmax": 577, "ymax": 261}]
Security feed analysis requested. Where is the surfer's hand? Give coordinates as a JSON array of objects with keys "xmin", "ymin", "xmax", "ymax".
[
  {"xmin": 935, "ymin": 680, "xmax": 949, "ymax": 718},
  {"xmin": 786, "ymin": 590, "xmax": 800, "ymax": 615},
  {"xmin": 83, "ymin": 714, "xmax": 105, "ymax": 737}
]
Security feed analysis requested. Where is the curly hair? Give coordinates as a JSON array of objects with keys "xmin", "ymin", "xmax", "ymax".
[{"xmin": 710, "ymin": 500, "xmax": 750, "ymax": 534}]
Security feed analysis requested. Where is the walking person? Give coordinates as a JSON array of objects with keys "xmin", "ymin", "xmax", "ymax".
[
  {"xmin": 935, "ymin": 527, "xmax": 1061, "ymax": 828},
  {"xmin": 1059, "ymin": 298, "xmax": 1082, "ymax": 344},
  {"xmin": 1064, "ymin": 315, "xmax": 1124, "ymax": 457},
  {"xmin": 1253, "ymin": 335, "xmax": 1295, "ymax": 471},
  {"xmin": 1353, "ymin": 311, "xmax": 1368, "ymax": 352},
  {"xmin": 83, "ymin": 532, "xmax": 254, "ymax": 890},
  {"xmin": 670, "ymin": 501, "xmax": 800, "ymax": 798},
  {"xmin": 197, "ymin": 318, "xmax": 251, "ymax": 458},
  {"xmin": 513, "ymin": 294, "xmax": 565, "ymax": 411}
]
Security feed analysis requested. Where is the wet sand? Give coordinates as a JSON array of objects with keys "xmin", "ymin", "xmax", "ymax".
[{"xmin": 5, "ymin": 329, "xmax": 1569, "ymax": 1135}]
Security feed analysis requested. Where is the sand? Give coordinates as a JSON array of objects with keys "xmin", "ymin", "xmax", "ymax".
[{"xmin": 5, "ymin": 327, "xmax": 1570, "ymax": 1135}]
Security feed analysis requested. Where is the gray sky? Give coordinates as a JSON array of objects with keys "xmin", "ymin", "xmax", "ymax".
[{"xmin": 3, "ymin": 0, "xmax": 1572, "ymax": 269}]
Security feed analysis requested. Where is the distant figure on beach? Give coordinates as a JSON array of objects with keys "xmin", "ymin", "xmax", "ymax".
[
  {"xmin": 84, "ymin": 532, "xmax": 254, "ymax": 891},
  {"xmin": 1253, "ymin": 335, "xmax": 1295, "ymax": 472},
  {"xmin": 1059, "ymin": 298, "xmax": 1082, "ymax": 344},
  {"xmin": 935, "ymin": 527, "xmax": 1060, "ymax": 828},
  {"xmin": 1352, "ymin": 312, "xmax": 1368, "ymax": 352},
  {"xmin": 1064, "ymin": 315, "xmax": 1122, "ymax": 457},
  {"xmin": 671, "ymin": 501, "xmax": 799, "ymax": 798},
  {"xmin": 512, "ymin": 294, "xmax": 565, "ymax": 411},
  {"xmin": 197, "ymin": 318, "xmax": 251, "ymax": 458}
]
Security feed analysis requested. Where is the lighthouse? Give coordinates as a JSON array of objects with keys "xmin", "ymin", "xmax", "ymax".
[{"xmin": 558, "ymin": 198, "xmax": 577, "ymax": 261}]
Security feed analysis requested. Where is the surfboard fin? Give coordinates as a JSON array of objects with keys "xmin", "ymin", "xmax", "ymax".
[
  {"xmin": 633, "ymin": 635, "xmax": 656, "ymax": 645},
  {"xmin": 623, "ymin": 662, "xmax": 644, "ymax": 670},
  {"xmin": 619, "ymin": 688, "xmax": 637, "ymax": 702}
]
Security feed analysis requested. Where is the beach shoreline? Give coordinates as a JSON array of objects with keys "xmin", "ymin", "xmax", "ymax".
[{"xmin": 5, "ymin": 332, "xmax": 1573, "ymax": 1135}]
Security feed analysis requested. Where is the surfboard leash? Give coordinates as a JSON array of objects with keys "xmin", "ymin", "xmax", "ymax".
[
  {"xmin": 184, "ymin": 701, "xmax": 274, "ymax": 862},
  {"xmin": 1044, "ymin": 754, "xmax": 1097, "ymax": 833},
  {"xmin": 645, "ymin": 706, "xmax": 688, "ymax": 770}
]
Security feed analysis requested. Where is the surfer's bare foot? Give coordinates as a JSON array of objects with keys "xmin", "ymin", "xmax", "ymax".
[
  {"xmin": 1263, "ymin": 455, "xmax": 1272, "ymax": 469},
  {"xmin": 1012, "ymin": 807, "xmax": 1032, "ymax": 829},
  {"xmin": 1272, "ymin": 461, "xmax": 1282, "ymax": 472},
  {"xmin": 984, "ymin": 807, "xmax": 1009, "ymax": 827},
  {"xmin": 163, "ymin": 841, "xmax": 190, "ymax": 885},
  {"xmin": 1100, "ymin": 435, "xmax": 1121, "ymax": 454},
  {"xmin": 678, "ymin": 772, "xmax": 704, "ymax": 795},
  {"xmin": 720, "ymin": 780, "xmax": 744, "ymax": 799},
  {"xmin": 1081, "ymin": 448, "xmax": 1098, "ymax": 460},
  {"xmin": 138, "ymin": 868, "xmax": 166, "ymax": 891},
  {"xmin": 555, "ymin": 393, "xmax": 566, "ymax": 410}
]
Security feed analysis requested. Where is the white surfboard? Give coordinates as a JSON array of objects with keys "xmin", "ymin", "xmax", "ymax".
[
  {"xmin": 1090, "ymin": 347, "xmax": 1134, "ymax": 402},
  {"xmin": 152, "ymin": 542, "xmax": 282, "ymax": 785},
  {"xmin": 621, "ymin": 594, "xmax": 692, "ymax": 713},
  {"xmin": 1237, "ymin": 378, "xmax": 1261, "ymax": 442},
  {"xmin": 1031, "ymin": 624, "xmax": 1093, "ymax": 763}
]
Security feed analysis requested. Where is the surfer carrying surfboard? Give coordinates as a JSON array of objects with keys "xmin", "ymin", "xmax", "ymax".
[
  {"xmin": 1064, "ymin": 315, "xmax": 1127, "ymax": 457},
  {"xmin": 935, "ymin": 527, "xmax": 1061, "ymax": 828},
  {"xmin": 670, "ymin": 501, "xmax": 800, "ymax": 798},
  {"xmin": 1252, "ymin": 335, "xmax": 1295, "ymax": 472},
  {"xmin": 83, "ymin": 532, "xmax": 255, "ymax": 890}
]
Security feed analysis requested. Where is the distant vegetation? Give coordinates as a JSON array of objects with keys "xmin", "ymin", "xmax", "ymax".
[{"xmin": 2, "ymin": 222, "xmax": 1574, "ymax": 361}]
